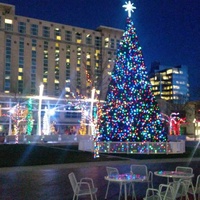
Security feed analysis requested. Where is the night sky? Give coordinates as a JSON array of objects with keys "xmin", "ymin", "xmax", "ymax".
[{"xmin": 1, "ymin": 0, "xmax": 200, "ymax": 100}]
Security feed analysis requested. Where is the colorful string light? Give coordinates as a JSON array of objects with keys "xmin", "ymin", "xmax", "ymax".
[{"xmin": 98, "ymin": 17, "xmax": 167, "ymax": 143}]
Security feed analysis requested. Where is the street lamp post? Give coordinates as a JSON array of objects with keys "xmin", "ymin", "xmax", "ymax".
[
  {"xmin": 37, "ymin": 84, "xmax": 44, "ymax": 135},
  {"xmin": 8, "ymin": 99, "xmax": 12, "ymax": 135},
  {"xmin": 88, "ymin": 88, "xmax": 96, "ymax": 136}
]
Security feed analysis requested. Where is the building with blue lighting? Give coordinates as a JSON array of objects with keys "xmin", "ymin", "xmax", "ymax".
[{"xmin": 149, "ymin": 62, "xmax": 189, "ymax": 104}]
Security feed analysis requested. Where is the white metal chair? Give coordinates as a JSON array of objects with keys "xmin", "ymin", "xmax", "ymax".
[
  {"xmin": 188, "ymin": 174, "xmax": 200, "ymax": 200},
  {"xmin": 168, "ymin": 179, "xmax": 191, "ymax": 200},
  {"xmin": 144, "ymin": 179, "xmax": 189, "ymax": 200},
  {"xmin": 68, "ymin": 172, "xmax": 98, "ymax": 200},
  {"xmin": 168, "ymin": 166, "xmax": 194, "ymax": 183},
  {"xmin": 130, "ymin": 164, "xmax": 153, "ymax": 200},
  {"xmin": 130, "ymin": 164, "xmax": 153, "ymax": 188},
  {"xmin": 105, "ymin": 167, "xmax": 122, "ymax": 200},
  {"xmin": 144, "ymin": 183, "xmax": 172, "ymax": 200}
]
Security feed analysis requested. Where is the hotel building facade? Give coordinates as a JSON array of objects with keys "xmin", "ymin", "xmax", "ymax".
[
  {"xmin": 0, "ymin": 3, "xmax": 123, "ymax": 135},
  {"xmin": 0, "ymin": 3, "xmax": 123, "ymax": 100}
]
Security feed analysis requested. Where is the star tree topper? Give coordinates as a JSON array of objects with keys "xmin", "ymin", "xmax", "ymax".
[{"xmin": 123, "ymin": 1, "xmax": 136, "ymax": 18}]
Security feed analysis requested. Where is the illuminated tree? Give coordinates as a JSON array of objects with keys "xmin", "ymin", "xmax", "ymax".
[
  {"xmin": 98, "ymin": 3, "xmax": 166, "ymax": 142},
  {"xmin": 26, "ymin": 98, "xmax": 33, "ymax": 135}
]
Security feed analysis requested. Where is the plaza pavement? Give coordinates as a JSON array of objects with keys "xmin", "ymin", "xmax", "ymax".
[{"xmin": 0, "ymin": 156, "xmax": 200, "ymax": 200}]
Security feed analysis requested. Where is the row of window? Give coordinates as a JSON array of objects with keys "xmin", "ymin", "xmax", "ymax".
[
  {"xmin": 3, "ymin": 31, "xmax": 115, "ymax": 96},
  {"xmin": 4, "ymin": 35, "xmax": 12, "ymax": 93},
  {"xmin": 3, "ymin": 18, "xmax": 120, "ymax": 49}
]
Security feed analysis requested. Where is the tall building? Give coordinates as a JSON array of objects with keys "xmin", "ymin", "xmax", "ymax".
[
  {"xmin": 149, "ymin": 62, "xmax": 189, "ymax": 104},
  {"xmin": 0, "ymin": 3, "xmax": 123, "ymax": 100}
]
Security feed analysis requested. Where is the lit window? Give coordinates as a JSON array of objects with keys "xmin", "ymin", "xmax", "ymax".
[
  {"xmin": 173, "ymin": 69, "xmax": 179, "ymax": 74},
  {"xmin": 95, "ymin": 50, "xmax": 100, "ymax": 54},
  {"xmin": 173, "ymin": 85, "xmax": 180, "ymax": 89},
  {"xmin": 65, "ymin": 87, "xmax": 70, "ymax": 92},
  {"xmin": 54, "ymin": 28, "xmax": 61, "ymax": 40},
  {"xmin": 5, "ymin": 19, "xmax": 12, "ymax": 24},
  {"xmin": 5, "ymin": 18, "xmax": 13, "ymax": 31},
  {"xmin": 5, "ymin": 76, "xmax": 10, "ymax": 79},
  {"xmin": 104, "ymin": 37, "xmax": 109, "ymax": 48},
  {"xmin": 167, "ymin": 69, "xmax": 172, "ymax": 74},
  {"xmin": 56, "ymin": 36, "xmax": 61, "ymax": 40},
  {"xmin": 163, "ymin": 76, "xmax": 169, "ymax": 80},
  {"xmin": 86, "ymin": 34, "xmax": 92, "ymax": 45},
  {"xmin": 105, "ymin": 38, "xmax": 109, "ymax": 42},
  {"xmin": 76, "ymin": 32, "xmax": 82, "ymax": 43},
  {"xmin": 86, "ymin": 53, "xmax": 91, "ymax": 59}
]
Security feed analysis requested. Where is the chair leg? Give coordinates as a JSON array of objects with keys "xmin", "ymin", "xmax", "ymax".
[
  {"xmin": 72, "ymin": 194, "xmax": 76, "ymax": 200},
  {"xmin": 191, "ymin": 185, "xmax": 196, "ymax": 200},
  {"xmin": 105, "ymin": 181, "xmax": 110, "ymax": 199},
  {"xmin": 94, "ymin": 193, "xmax": 97, "ymax": 200},
  {"xmin": 90, "ymin": 193, "xmax": 94, "ymax": 200},
  {"xmin": 131, "ymin": 183, "xmax": 136, "ymax": 200}
]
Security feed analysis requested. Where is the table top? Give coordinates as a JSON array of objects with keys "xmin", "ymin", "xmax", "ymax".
[
  {"xmin": 105, "ymin": 173, "xmax": 147, "ymax": 183},
  {"xmin": 154, "ymin": 171, "xmax": 194, "ymax": 179}
]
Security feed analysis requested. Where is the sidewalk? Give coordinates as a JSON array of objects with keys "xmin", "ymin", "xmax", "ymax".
[{"xmin": 0, "ymin": 157, "xmax": 199, "ymax": 200}]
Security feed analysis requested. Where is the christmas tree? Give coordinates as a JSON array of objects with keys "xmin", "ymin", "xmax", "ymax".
[{"xmin": 98, "ymin": 1, "xmax": 166, "ymax": 142}]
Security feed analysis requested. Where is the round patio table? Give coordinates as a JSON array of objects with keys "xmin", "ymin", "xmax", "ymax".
[
  {"xmin": 154, "ymin": 171, "xmax": 194, "ymax": 179},
  {"xmin": 154, "ymin": 171, "xmax": 195, "ymax": 200},
  {"xmin": 105, "ymin": 173, "xmax": 147, "ymax": 200}
]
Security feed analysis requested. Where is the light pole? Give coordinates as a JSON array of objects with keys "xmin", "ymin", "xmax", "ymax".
[
  {"xmin": 37, "ymin": 84, "xmax": 44, "ymax": 135},
  {"xmin": 8, "ymin": 99, "xmax": 12, "ymax": 135},
  {"xmin": 88, "ymin": 88, "xmax": 96, "ymax": 136}
]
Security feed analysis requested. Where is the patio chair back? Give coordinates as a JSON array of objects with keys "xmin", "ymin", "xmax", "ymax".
[
  {"xmin": 175, "ymin": 166, "xmax": 193, "ymax": 174},
  {"xmin": 106, "ymin": 166, "xmax": 120, "ymax": 176},
  {"xmin": 130, "ymin": 164, "xmax": 148, "ymax": 176},
  {"xmin": 68, "ymin": 172, "xmax": 98, "ymax": 200},
  {"xmin": 105, "ymin": 167, "xmax": 122, "ymax": 200},
  {"xmin": 130, "ymin": 164, "xmax": 153, "ymax": 188},
  {"xmin": 68, "ymin": 172, "xmax": 79, "ymax": 194}
]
